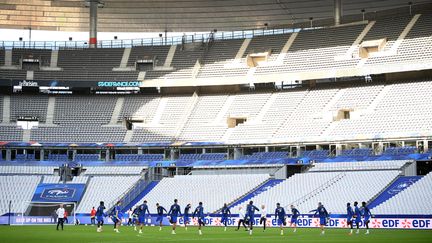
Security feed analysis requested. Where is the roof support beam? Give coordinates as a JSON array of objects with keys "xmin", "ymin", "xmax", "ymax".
[
  {"xmin": 89, "ymin": 0, "xmax": 98, "ymax": 48},
  {"xmin": 334, "ymin": 0, "xmax": 342, "ymax": 26}
]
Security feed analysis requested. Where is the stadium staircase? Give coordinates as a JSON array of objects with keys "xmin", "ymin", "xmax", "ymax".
[
  {"xmin": 276, "ymin": 32, "xmax": 298, "ymax": 63},
  {"xmin": 119, "ymin": 180, "xmax": 159, "ymax": 212},
  {"xmin": 368, "ymin": 176, "xmax": 422, "ymax": 209},
  {"xmin": 287, "ymin": 172, "xmax": 347, "ymax": 208},
  {"xmin": 215, "ymin": 178, "xmax": 284, "ymax": 212},
  {"xmin": 390, "ymin": 14, "xmax": 421, "ymax": 53},
  {"xmin": 75, "ymin": 176, "xmax": 91, "ymax": 209},
  {"xmin": 2, "ymin": 95, "xmax": 10, "ymax": 123}
]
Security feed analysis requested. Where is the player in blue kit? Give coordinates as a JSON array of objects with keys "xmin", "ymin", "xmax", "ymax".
[
  {"xmin": 354, "ymin": 201, "xmax": 362, "ymax": 234},
  {"xmin": 221, "ymin": 203, "xmax": 231, "ymax": 231},
  {"xmin": 311, "ymin": 202, "xmax": 329, "ymax": 235},
  {"xmin": 362, "ymin": 201, "xmax": 373, "ymax": 235},
  {"xmin": 132, "ymin": 206, "xmax": 139, "ymax": 231},
  {"xmin": 96, "ymin": 201, "xmax": 106, "ymax": 233},
  {"xmin": 168, "ymin": 199, "xmax": 182, "ymax": 235},
  {"xmin": 246, "ymin": 201, "xmax": 259, "ymax": 235},
  {"xmin": 183, "ymin": 204, "xmax": 191, "ymax": 230},
  {"xmin": 290, "ymin": 205, "xmax": 300, "ymax": 232},
  {"xmin": 274, "ymin": 203, "xmax": 286, "ymax": 235},
  {"xmin": 193, "ymin": 202, "xmax": 206, "ymax": 235},
  {"xmin": 137, "ymin": 200, "xmax": 150, "ymax": 234},
  {"xmin": 156, "ymin": 203, "xmax": 167, "ymax": 231},
  {"xmin": 113, "ymin": 201, "xmax": 122, "ymax": 233},
  {"xmin": 347, "ymin": 202, "xmax": 355, "ymax": 235}
]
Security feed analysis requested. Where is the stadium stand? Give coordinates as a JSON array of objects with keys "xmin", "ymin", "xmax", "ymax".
[
  {"xmin": 0, "ymin": 175, "xmax": 41, "ymax": 215},
  {"xmin": 82, "ymin": 166, "xmax": 145, "ymax": 175},
  {"xmin": 373, "ymin": 172, "xmax": 432, "ymax": 215},
  {"xmin": 128, "ymin": 46, "xmax": 170, "ymax": 67},
  {"xmin": 136, "ymin": 174, "xmax": 269, "ymax": 212},
  {"xmin": 10, "ymin": 95, "xmax": 49, "ymax": 122},
  {"xmin": 11, "ymin": 48, "xmax": 51, "ymax": 67},
  {"xmin": 33, "ymin": 48, "xmax": 138, "ymax": 82},
  {"xmin": 0, "ymin": 48, "xmax": 4, "ymax": 66},
  {"xmin": 0, "ymin": 166, "xmax": 55, "ymax": 175},
  {"xmin": 308, "ymin": 160, "xmax": 410, "ymax": 172},
  {"xmin": 76, "ymin": 175, "xmax": 141, "ymax": 213},
  {"xmin": 115, "ymin": 154, "xmax": 164, "ymax": 162}
]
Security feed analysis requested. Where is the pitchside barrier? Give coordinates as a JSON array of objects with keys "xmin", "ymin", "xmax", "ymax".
[{"xmin": 3, "ymin": 214, "xmax": 430, "ymax": 229}]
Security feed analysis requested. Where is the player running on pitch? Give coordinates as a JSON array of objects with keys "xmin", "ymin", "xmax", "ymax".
[
  {"xmin": 168, "ymin": 199, "xmax": 182, "ymax": 234},
  {"xmin": 362, "ymin": 201, "xmax": 373, "ymax": 235},
  {"xmin": 137, "ymin": 200, "xmax": 150, "ymax": 234},
  {"xmin": 290, "ymin": 205, "xmax": 300, "ymax": 232},
  {"xmin": 347, "ymin": 202, "xmax": 355, "ymax": 235},
  {"xmin": 259, "ymin": 204, "xmax": 268, "ymax": 231},
  {"xmin": 192, "ymin": 202, "xmax": 206, "ymax": 235},
  {"xmin": 156, "ymin": 203, "xmax": 167, "ymax": 231},
  {"xmin": 246, "ymin": 201, "xmax": 259, "ymax": 235},
  {"xmin": 275, "ymin": 203, "xmax": 287, "ymax": 235},
  {"xmin": 112, "ymin": 201, "xmax": 122, "ymax": 233},
  {"xmin": 132, "ymin": 206, "xmax": 139, "ymax": 231},
  {"xmin": 310, "ymin": 202, "xmax": 329, "ymax": 235},
  {"xmin": 96, "ymin": 201, "xmax": 106, "ymax": 233},
  {"xmin": 183, "ymin": 203, "xmax": 191, "ymax": 230},
  {"xmin": 221, "ymin": 203, "xmax": 231, "ymax": 231},
  {"xmin": 354, "ymin": 201, "xmax": 362, "ymax": 234}
]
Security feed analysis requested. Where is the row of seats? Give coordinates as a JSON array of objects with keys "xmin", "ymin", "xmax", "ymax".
[
  {"xmin": 309, "ymin": 160, "xmax": 409, "ymax": 172},
  {"xmin": 82, "ymin": 166, "xmax": 144, "ymax": 175},
  {"xmin": 115, "ymin": 154, "xmax": 164, "ymax": 162},
  {"xmin": 178, "ymin": 153, "xmax": 227, "ymax": 161},
  {"xmin": 0, "ymin": 166, "xmax": 55, "ymax": 174}
]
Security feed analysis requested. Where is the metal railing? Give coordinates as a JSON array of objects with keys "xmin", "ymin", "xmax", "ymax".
[{"xmin": 0, "ymin": 27, "xmax": 301, "ymax": 50}]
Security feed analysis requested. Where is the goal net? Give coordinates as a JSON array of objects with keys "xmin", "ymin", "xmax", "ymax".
[{"xmin": 15, "ymin": 201, "xmax": 76, "ymax": 225}]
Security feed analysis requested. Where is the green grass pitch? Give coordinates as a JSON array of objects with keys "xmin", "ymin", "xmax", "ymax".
[{"xmin": 1, "ymin": 225, "xmax": 432, "ymax": 243}]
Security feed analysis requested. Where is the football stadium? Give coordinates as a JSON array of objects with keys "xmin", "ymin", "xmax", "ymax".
[{"xmin": 0, "ymin": 0, "xmax": 432, "ymax": 242}]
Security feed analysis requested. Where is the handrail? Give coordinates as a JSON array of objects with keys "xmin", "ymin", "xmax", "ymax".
[
  {"xmin": 0, "ymin": 27, "xmax": 300, "ymax": 50},
  {"xmin": 285, "ymin": 172, "xmax": 346, "ymax": 209}
]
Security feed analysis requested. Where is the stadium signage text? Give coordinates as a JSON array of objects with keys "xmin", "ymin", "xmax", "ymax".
[
  {"xmin": 7, "ymin": 215, "xmax": 432, "ymax": 229},
  {"xmin": 97, "ymin": 81, "xmax": 141, "ymax": 87},
  {"xmin": 18, "ymin": 80, "xmax": 38, "ymax": 87}
]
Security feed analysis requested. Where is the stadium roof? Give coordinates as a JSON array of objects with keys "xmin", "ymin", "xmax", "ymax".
[{"xmin": 0, "ymin": 0, "xmax": 431, "ymax": 32}]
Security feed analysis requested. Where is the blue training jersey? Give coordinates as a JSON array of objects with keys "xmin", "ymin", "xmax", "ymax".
[
  {"xmin": 275, "ymin": 207, "xmax": 286, "ymax": 219},
  {"xmin": 354, "ymin": 206, "xmax": 361, "ymax": 218},
  {"xmin": 246, "ymin": 204, "xmax": 259, "ymax": 217},
  {"xmin": 221, "ymin": 206, "xmax": 231, "ymax": 216},
  {"xmin": 314, "ymin": 205, "xmax": 329, "ymax": 218},
  {"xmin": 291, "ymin": 208, "xmax": 300, "ymax": 217},
  {"xmin": 184, "ymin": 205, "xmax": 191, "ymax": 216},
  {"xmin": 193, "ymin": 205, "xmax": 205, "ymax": 218},
  {"xmin": 157, "ymin": 206, "xmax": 167, "ymax": 215},
  {"xmin": 133, "ymin": 207, "xmax": 139, "ymax": 216},
  {"xmin": 168, "ymin": 204, "xmax": 181, "ymax": 217},
  {"xmin": 362, "ymin": 206, "xmax": 372, "ymax": 218},
  {"xmin": 96, "ymin": 205, "xmax": 105, "ymax": 217},
  {"xmin": 138, "ymin": 203, "xmax": 150, "ymax": 217},
  {"xmin": 347, "ymin": 206, "xmax": 354, "ymax": 219},
  {"xmin": 114, "ymin": 206, "xmax": 122, "ymax": 218}
]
